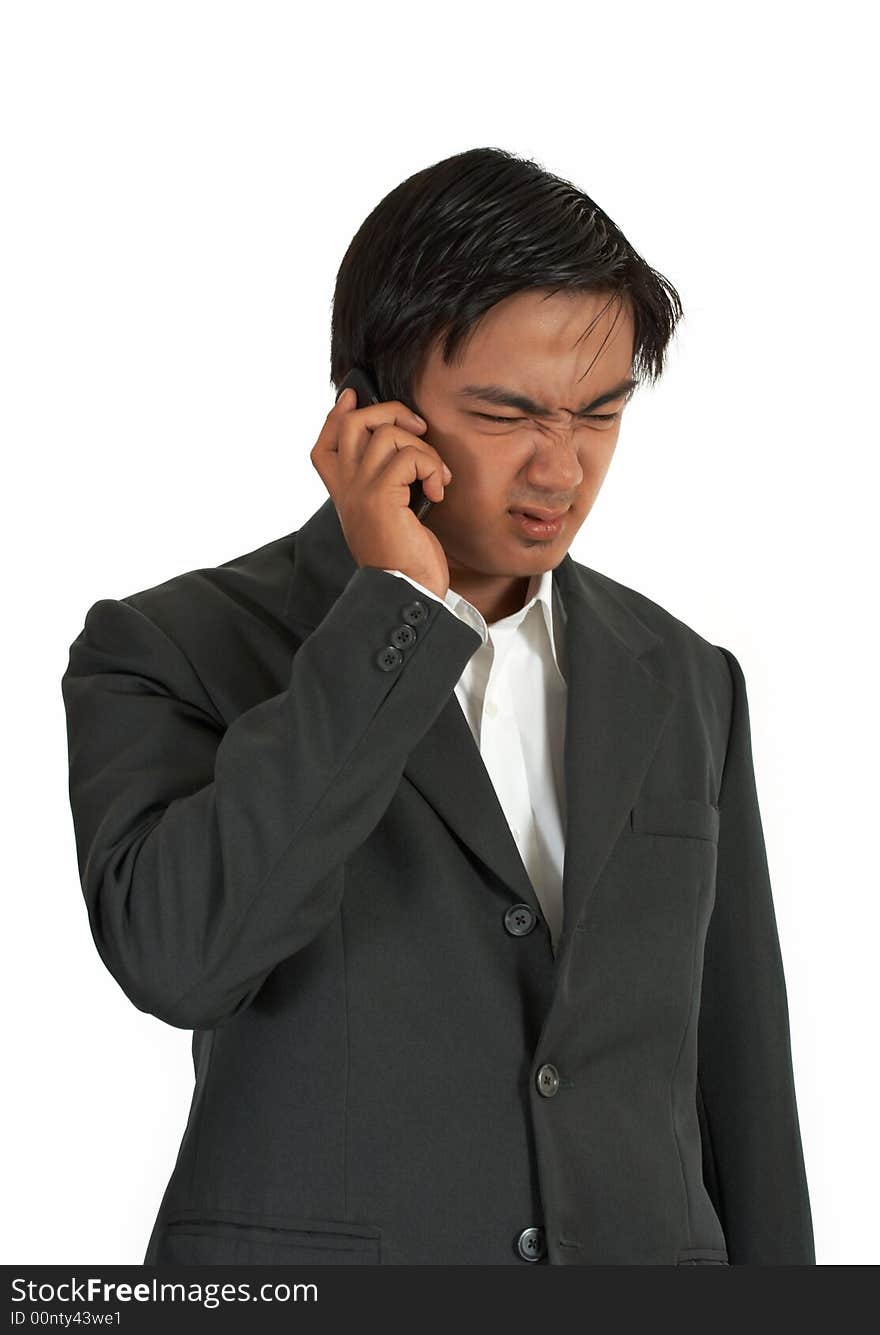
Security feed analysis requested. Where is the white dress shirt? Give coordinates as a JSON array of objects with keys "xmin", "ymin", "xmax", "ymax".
[{"xmin": 383, "ymin": 568, "xmax": 568, "ymax": 954}]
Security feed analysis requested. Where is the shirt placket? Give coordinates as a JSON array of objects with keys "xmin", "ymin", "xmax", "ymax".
[{"xmin": 479, "ymin": 635, "xmax": 536, "ymax": 882}]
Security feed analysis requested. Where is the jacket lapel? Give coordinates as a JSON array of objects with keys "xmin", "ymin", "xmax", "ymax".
[
  {"xmin": 550, "ymin": 558, "xmax": 677, "ymax": 960},
  {"xmin": 285, "ymin": 499, "xmax": 677, "ymax": 965}
]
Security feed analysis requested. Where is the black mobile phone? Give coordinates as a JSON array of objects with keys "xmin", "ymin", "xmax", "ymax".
[{"xmin": 335, "ymin": 367, "xmax": 434, "ymax": 522}]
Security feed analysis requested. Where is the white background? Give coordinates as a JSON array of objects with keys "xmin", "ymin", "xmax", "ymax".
[{"xmin": 2, "ymin": 0, "xmax": 876, "ymax": 1266}]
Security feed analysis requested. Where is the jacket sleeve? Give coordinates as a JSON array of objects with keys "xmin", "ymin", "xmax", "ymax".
[
  {"xmin": 697, "ymin": 646, "xmax": 815, "ymax": 1264},
  {"xmin": 61, "ymin": 565, "xmax": 482, "ymax": 1032},
  {"xmin": 383, "ymin": 570, "xmax": 489, "ymax": 646}
]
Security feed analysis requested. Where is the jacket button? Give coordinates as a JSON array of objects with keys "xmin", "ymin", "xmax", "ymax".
[
  {"xmin": 390, "ymin": 624, "xmax": 417, "ymax": 649},
  {"xmin": 503, "ymin": 903, "xmax": 537, "ymax": 936},
  {"xmin": 536, "ymin": 1063, "xmax": 560, "ymax": 1097},
  {"xmin": 375, "ymin": 645, "xmax": 403, "ymax": 672},
  {"xmin": 515, "ymin": 1226, "xmax": 546, "ymax": 1262},
  {"xmin": 401, "ymin": 600, "xmax": 429, "ymax": 625}
]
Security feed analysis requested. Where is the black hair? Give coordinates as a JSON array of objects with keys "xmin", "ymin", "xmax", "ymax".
[{"xmin": 329, "ymin": 146, "xmax": 683, "ymax": 411}]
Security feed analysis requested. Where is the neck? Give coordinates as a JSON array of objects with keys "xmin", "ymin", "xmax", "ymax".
[{"xmin": 448, "ymin": 571, "xmax": 533, "ymax": 625}]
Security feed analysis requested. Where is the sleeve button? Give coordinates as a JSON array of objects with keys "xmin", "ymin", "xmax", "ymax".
[
  {"xmin": 375, "ymin": 645, "xmax": 403, "ymax": 672},
  {"xmin": 390, "ymin": 624, "xmax": 417, "ymax": 649},
  {"xmin": 401, "ymin": 600, "xmax": 429, "ymax": 625}
]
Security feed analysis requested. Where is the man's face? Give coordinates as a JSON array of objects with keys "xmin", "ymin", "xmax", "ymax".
[{"xmin": 410, "ymin": 287, "xmax": 636, "ymax": 585}]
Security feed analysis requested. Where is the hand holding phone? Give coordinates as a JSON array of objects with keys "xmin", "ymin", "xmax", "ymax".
[
  {"xmin": 334, "ymin": 369, "xmax": 434, "ymax": 521},
  {"xmin": 310, "ymin": 368, "xmax": 453, "ymax": 598}
]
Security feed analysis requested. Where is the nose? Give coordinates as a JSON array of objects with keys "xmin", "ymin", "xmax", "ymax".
[{"xmin": 523, "ymin": 426, "xmax": 584, "ymax": 492}]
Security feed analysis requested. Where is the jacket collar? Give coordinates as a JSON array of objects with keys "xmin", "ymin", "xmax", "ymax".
[
  {"xmin": 285, "ymin": 497, "xmax": 676, "ymax": 979},
  {"xmin": 449, "ymin": 564, "xmax": 567, "ymax": 687}
]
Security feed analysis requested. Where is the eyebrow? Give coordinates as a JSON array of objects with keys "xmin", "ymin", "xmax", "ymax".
[{"xmin": 457, "ymin": 377, "xmax": 637, "ymax": 417}]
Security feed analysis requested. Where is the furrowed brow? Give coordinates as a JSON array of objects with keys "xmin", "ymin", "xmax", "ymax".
[{"xmin": 457, "ymin": 378, "xmax": 637, "ymax": 416}]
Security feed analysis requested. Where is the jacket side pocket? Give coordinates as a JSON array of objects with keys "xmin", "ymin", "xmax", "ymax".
[
  {"xmin": 153, "ymin": 1210, "xmax": 381, "ymax": 1265},
  {"xmin": 676, "ymin": 1245, "xmax": 729, "ymax": 1265}
]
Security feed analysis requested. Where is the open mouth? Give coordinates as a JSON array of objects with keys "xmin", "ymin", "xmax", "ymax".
[
  {"xmin": 509, "ymin": 508, "xmax": 568, "ymax": 538},
  {"xmin": 512, "ymin": 509, "xmax": 568, "ymax": 522}
]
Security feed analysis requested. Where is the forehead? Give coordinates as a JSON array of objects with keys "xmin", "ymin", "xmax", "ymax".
[{"xmin": 425, "ymin": 288, "xmax": 634, "ymax": 397}]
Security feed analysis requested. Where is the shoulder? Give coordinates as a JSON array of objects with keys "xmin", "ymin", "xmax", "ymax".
[
  {"xmin": 569, "ymin": 556, "xmax": 736, "ymax": 715},
  {"xmin": 120, "ymin": 530, "xmax": 298, "ymax": 637},
  {"xmin": 69, "ymin": 531, "xmax": 301, "ymax": 717}
]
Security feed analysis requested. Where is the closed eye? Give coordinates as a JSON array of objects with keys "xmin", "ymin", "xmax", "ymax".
[{"xmin": 475, "ymin": 412, "xmax": 620, "ymax": 424}]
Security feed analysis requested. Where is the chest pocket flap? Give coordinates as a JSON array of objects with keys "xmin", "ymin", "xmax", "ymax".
[{"xmin": 629, "ymin": 795, "xmax": 720, "ymax": 843}]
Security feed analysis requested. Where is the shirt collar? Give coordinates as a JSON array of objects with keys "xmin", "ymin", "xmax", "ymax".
[{"xmin": 445, "ymin": 566, "xmax": 568, "ymax": 684}]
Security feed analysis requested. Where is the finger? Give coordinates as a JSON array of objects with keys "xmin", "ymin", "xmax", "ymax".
[
  {"xmin": 372, "ymin": 441, "xmax": 450, "ymax": 505},
  {"xmin": 335, "ymin": 401, "xmax": 426, "ymax": 467},
  {"xmin": 334, "ymin": 391, "xmax": 426, "ymax": 438},
  {"xmin": 313, "ymin": 395, "xmax": 426, "ymax": 482},
  {"xmin": 333, "ymin": 416, "xmax": 423, "ymax": 491},
  {"xmin": 355, "ymin": 422, "xmax": 451, "ymax": 493}
]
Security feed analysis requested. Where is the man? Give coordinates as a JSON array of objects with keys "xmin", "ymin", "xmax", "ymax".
[{"xmin": 61, "ymin": 147, "xmax": 815, "ymax": 1265}]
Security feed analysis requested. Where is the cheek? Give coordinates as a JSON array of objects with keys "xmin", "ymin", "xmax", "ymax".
[
  {"xmin": 442, "ymin": 474, "xmax": 503, "ymax": 523},
  {"xmin": 445, "ymin": 440, "xmax": 511, "ymax": 496},
  {"xmin": 427, "ymin": 430, "xmax": 482, "ymax": 478},
  {"xmin": 423, "ymin": 442, "xmax": 498, "ymax": 527},
  {"xmin": 581, "ymin": 433, "xmax": 618, "ymax": 479}
]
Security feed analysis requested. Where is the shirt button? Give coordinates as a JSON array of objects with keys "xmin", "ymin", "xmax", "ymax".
[
  {"xmin": 375, "ymin": 645, "xmax": 403, "ymax": 672},
  {"xmin": 503, "ymin": 904, "xmax": 537, "ymax": 936},
  {"xmin": 390, "ymin": 624, "xmax": 417, "ymax": 649},
  {"xmin": 536, "ymin": 1063, "xmax": 560, "ymax": 1097},
  {"xmin": 515, "ymin": 1226, "xmax": 546, "ymax": 1262},
  {"xmin": 401, "ymin": 600, "xmax": 429, "ymax": 625}
]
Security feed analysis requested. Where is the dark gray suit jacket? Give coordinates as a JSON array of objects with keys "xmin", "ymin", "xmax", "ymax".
[{"xmin": 61, "ymin": 497, "xmax": 815, "ymax": 1265}]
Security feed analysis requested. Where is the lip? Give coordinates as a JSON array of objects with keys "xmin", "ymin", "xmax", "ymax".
[
  {"xmin": 510, "ymin": 508, "xmax": 569, "ymax": 522},
  {"xmin": 509, "ymin": 508, "xmax": 569, "ymax": 539}
]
